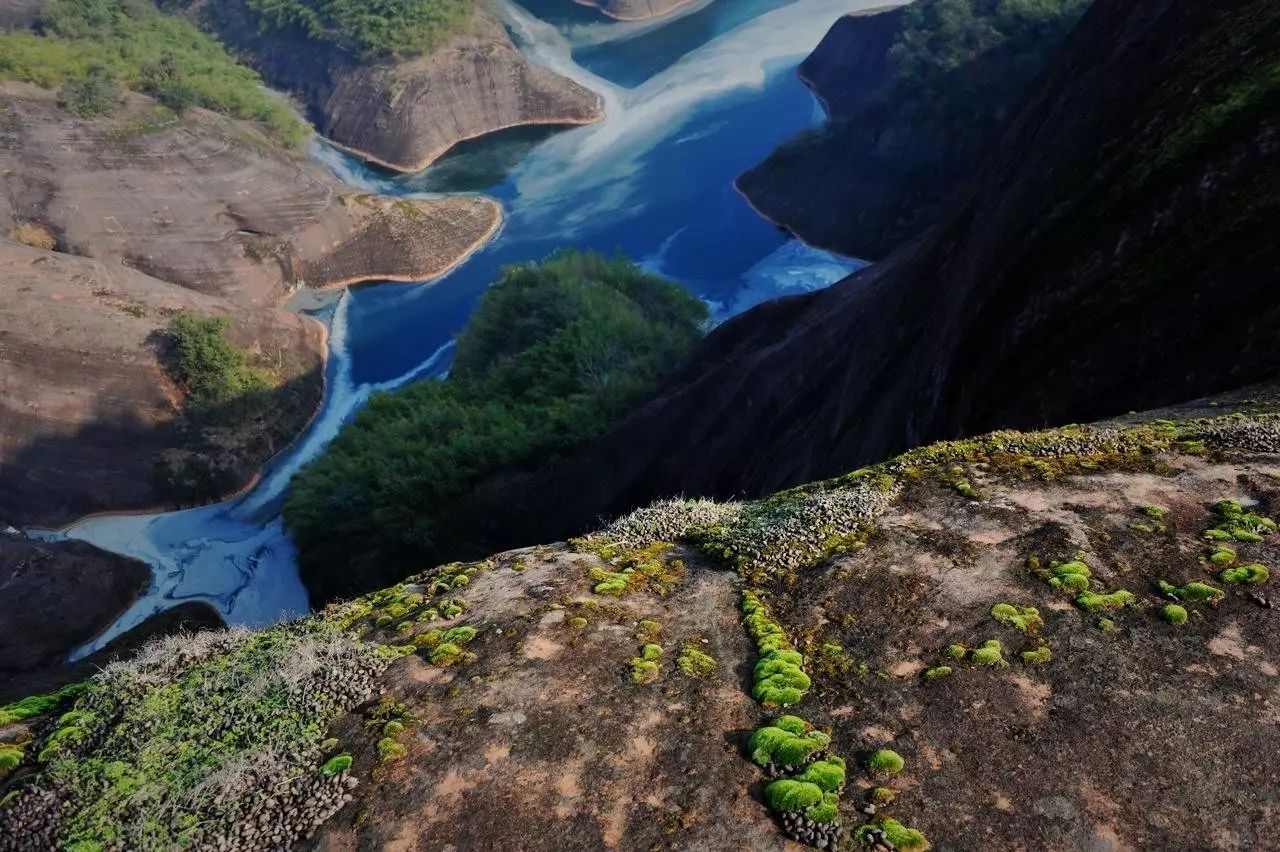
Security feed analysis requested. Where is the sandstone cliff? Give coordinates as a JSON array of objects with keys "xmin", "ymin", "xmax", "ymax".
[
  {"xmin": 0, "ymin": 85, "xmax": 502, "ymax": 301},
  {"xmin": 4, "ymin": 405, "xmax": 1279, "ymax": 849},
  {"xmin": 0, "ymin": 84, "xmax": 502, "ymax": 525},
  {"xmin": 195, "ymin": 2, "xmax": 604, "ymax": 173}
]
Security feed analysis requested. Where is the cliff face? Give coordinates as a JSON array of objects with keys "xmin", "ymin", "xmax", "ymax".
[
  {"xmin": 736, "ymin": 1, "xmax": 1078, "ymax": 261},
  {"xmin": 5, "ymin": 407, "xmax": 1280, "ymax": 849},
  {"xmin": 0, "ymin": 84, "xmax": 501, "ymax": 525},
  {"xmin": 0, "ymin": 85, "xmax": 502, "ymax": 301},
  {"xmin": 474, "ymin": 0, "xmax": 1280, "ymax": 544},
  {"xmin": 197, "ymin": 2, "xmax": 603, "ymax": 173}
]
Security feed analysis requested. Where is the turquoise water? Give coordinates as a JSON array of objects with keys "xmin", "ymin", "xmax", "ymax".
[{"xmin": 52, "ymin": 0, "xmax": 876, "ymax": 653}]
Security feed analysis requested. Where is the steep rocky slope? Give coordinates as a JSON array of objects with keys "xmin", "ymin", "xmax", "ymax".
[
  {"xmin": 0, "ymin": 238, "xmax": 321, "ymax": 526},
  {"xmin": 192, "ymin": 1, "xmax": 604, "ymax": 173},
  {"xmin": 0, "ymin": 85, "xmax": 502, "ymax": 301},
  {"xmin": 468, "ymin": 0, "xmax": 1280, "ymax": 544},
  {"xmin": 3, "ymin": 404, "xmax": 1278, "ymax": 849},
  {"xmin": 0, "ymin": 84, "xmax": 502, "ymax": 525},
  {"xmin": 736, "ymin": 1, "xmax": 1082, "ymax": 260},
  {"xmin": 0, "ymin": 533, "xmax": 224, "ymax": 702}
]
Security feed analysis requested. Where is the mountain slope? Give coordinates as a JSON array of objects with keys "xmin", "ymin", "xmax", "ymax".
[
  {"xmin": 736, "ymin": 0, "xmax": 1089, "ymax": 260},
  {"xmin": 3, "ymin": 404, "xmax": 1279, "ymax": 849},
  {"xmin": 470, "ymin": 0, "xmax": 1280, "ymax": 545}
]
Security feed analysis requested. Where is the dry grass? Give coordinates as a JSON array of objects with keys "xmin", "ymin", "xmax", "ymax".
[{"xmin": 9, "ymin": 221, "xmax": 56, "ymax": 251}]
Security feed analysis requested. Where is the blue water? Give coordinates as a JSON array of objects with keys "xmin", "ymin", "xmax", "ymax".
[{"xmin": 53, "ymin": 0, "xmax": 876, "ymax": 653}]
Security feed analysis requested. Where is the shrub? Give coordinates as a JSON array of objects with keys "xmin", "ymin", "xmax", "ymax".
[
  {"xmin": 166, "ymin": 313, "xmax": 271, "ymax": 422},
  {"xmin": 9, "ymin": 222, "xmax": 57, "ymax": 250},
  {"xmin": 59, "ymin": 62, "xmax": 120, "ymax": 116}
]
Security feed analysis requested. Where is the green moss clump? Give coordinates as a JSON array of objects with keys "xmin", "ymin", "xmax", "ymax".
[
  {"xmin": 1208, "ymin": 545, "xmax": 1238, "ymax": 565},
  {"xmin": 1097, "ymin": 617, "xmax": 1117, "ymax": 632},
  {"xmin": 970, "ymin": 639, "xmax": 1008, "ymax": 667},
  {"xmin": 747, "ymin": 717, "xmax": 831, "ymax": 770},
  {"xmin": 867, "ymin": 748, "xmax": 904, "ymax": 777},
  {"xmin": 1020, "ymin": 646, "xmax": 1052, "ymax": 665},
  {"xmin": 374, "ymin": 615, "xmax": 393, "ymax": 628},
  {"xmin": 945, "ymin": 643, "xmax": 968, "ymax": 660},
  {"xmin": 0, "ymin": 744, "xmax": 23, "ymax": 773},
  {"xmin": 1044, "ymin": 559, "xmax": 1092, "ymax": 592},
  {"xmin": 1075, "ymin": 589, "xmax": 1137, "ymax": 613},
  {"xmin": 676, "ymin": 644, "xmax": 718, "ymax": 679},
  {"xmin": 640, "ymin": 644, "xmax": 663, "ymax": 662},
  {"xmin": 855, "ymin": 818, "xmax": 929, "ymax": 852},
  {"xmin": 923, "ymin": 665, "xmax": 952, "ymax": 679},
  {"xmin": 377, "ymin": 738, "xmax": 406, "ymax": 763},
  {"xmin": 794, "ymin": 756, "xmax": 846, "ymax": 792},
  {"xmin": 871, "ymin": 787, "xmax": 896, "ymax": 805},
  {"xmin": 0, "ymin": 683, "xmax": 84, "ymax": 726},
  {"xmin": 753, "ymin": 650, "xmax": 811, "ymax": 707},
  {"xmin": 383, "ymin": 721, "xmax": 404, "ymax": 737},
  {"xmin": 1220, "ymin": 563, "xmax": 1269, "ymax": 584},
  {"xmin": 629, "ymin": 659, "xmax": 660, "ymax": 685},
  {"xmin": 1158, "ymin": 580, "xmax": 1226, "ymax": 605},
  {"xmin": 1161, "ymin": 604, "xmax": 1189, "ymax": 625},
  {"xmin": 990, "ymin": 602, "xmax": 1044, "ymax": 632},
  {"xmin": 1206, "ymin": 499, "xmax": 1277, "ymax": 543},
  {"xmin": 569, "ymin": 616, "xmax": 589, "ymax": 629},
  {"xmin": 743, "ymin": 592, "xmax": 810, "ymax": 707},
  {"xmin": 637, "ymin": 619, "xmax": 662, "ymax": 636},
  {"xmin": 764, "ymin": 777, "xmax": 823, "ymax": 813},
  {"xmin": 319, "ymin": 754, "xmax": 352, "ymax": 775},
  {"xmin": 1143, "ymin": 505, "xmax": 1168, "ymax": 520}
]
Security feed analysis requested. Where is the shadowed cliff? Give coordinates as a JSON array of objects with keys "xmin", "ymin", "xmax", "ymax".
[{"xmin": 462, "ymin": 0, "xmax": 1280, "ymax": 551}]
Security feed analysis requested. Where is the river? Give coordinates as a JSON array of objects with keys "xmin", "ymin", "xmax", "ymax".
[{"xmin": 49, "ymin": 0, "xmax": 880, "ymax": 657}]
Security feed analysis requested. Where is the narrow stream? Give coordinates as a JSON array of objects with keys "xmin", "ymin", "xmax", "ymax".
[{"xmin": 49, "ymin": 0, "xmax": 880, "ymax": 657}]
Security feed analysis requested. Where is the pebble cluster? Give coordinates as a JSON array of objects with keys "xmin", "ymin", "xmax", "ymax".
[
  {"xmin": 1185, "ymin": 417, "xmax": 1280, "ymax": 454},
  {"xmin": 780, "ymin": 809, "xmax": 841, "ymax": 849},
  {"xmin": 0, "ymin": 622, "xmax": 393, "ymax": 850}
]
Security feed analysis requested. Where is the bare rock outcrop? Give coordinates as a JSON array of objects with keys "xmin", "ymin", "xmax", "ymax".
[
  {"xmin": 0, "ymin": 239, "xmax": 322, "ymax": 525},
  {"xmin": 0, "ymin": 83, "xmax": 504, "ymax": 524},
  {"xmin": 315, "ymin": 9, "xmax": 603, "ymax": 173},
  {"xmin": 0, "ymin": 84, "xmax": 503, "ymax": 300},
  {"xmin": 0, "ymin": 538, "xmax": 149, "ymax": 691}
]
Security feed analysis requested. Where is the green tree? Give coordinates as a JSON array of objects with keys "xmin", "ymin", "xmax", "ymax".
[{"xmin": 58, "ymin": 62, "xmax": 120, "ymax": 116}]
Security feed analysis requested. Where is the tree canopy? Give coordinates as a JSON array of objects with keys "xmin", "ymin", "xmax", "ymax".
[{"xmin": 283, "ymin": 250, "xmax": 709, "ymax": 598}]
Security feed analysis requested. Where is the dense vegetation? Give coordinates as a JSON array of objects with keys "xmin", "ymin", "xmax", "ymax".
[
  {"xmin": 0, "ymin": 0, "xmax": 303, "ymax": 143},
  {"xmin": 887, "ymin": 0, "xmax": 1091, "ymax": 116},
  {"xmin": 284, "ymin": 251, "xmax": 709, "ymax": 598},
  {"xmin": 242, "ymin": 0, "xmax": 475, "ymax": 59},
  {"xmin": 166, "ymin": 312, "xmax": 272, "ymax": 422}
]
